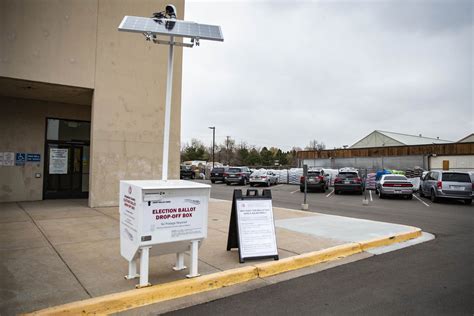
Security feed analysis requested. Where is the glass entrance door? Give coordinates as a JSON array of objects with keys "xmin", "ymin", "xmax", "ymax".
[
  {"xmin": 44, "ymin": 144, "xmax": 88, "ymax": 198},
  {"xmin": 43, "ymin": 118, "xmax": 90, "ymax": 199}
]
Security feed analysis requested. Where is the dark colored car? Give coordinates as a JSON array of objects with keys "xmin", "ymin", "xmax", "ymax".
[
  {"xmin": 180, "ymin": 165, "xmax": 194, "ymax": 179},
  {"xmin": 334, "ymin": 171, "xmax": 364, "ymax": 194},
  {"xmin": 224, "ymin": 167, "xmax": 251, "ymax": 185},
  {"xmin": 300, "ymin": 170, "xmax": 328, "ymax": 192},
  {"xmin": 210, "ymin": 167, "xmax": 228, "ymax": 183}
]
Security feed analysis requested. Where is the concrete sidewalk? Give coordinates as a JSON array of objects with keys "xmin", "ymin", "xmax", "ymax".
[{"xmin": 0, "ymin": 198, "xmax": 424, "ymax": 315}]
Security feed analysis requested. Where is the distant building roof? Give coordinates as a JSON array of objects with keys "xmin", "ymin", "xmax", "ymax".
[
  {"xmin": 457, "ymin": 133, "xmax": 474, "ymax": 143},
  {"xmin": 350, "ymin": 130, "xmax": 453, "ymax": 149}
]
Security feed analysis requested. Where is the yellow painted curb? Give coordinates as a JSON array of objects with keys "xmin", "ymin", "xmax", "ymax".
[
  {"xmin": 256, "ymin": 243, "xmax": 362, "ymax": 278},
  {"xmin": 29, "ymin": 266, "xmax": 258, "ymax": 315},
  {"xmin": 30, "ymin": 228, "xmax": 423, "ymax": 315},
  {"xmin": 359, "ymin": 228, "xmax": 422, "ymax": 251}
]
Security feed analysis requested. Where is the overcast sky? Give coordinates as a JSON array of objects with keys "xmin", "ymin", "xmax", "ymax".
[{"xmin": 181, "ymin": 0, "xmax": 473, "ymax": 151}]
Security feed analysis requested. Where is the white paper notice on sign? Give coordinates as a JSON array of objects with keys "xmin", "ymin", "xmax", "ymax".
[
  {"xmin": 143, "ymin": 196, "xmax": 207, "ymax": 243},
  {"xmin": 49, "ymin": 148, "xmax": 68, "ymax": 174},
  {"xmin": 236, "ymin": 199, "xmax": 278, "ymax": 258},
  {"xmin": 3, "ymin": 152, "xmax": 15, "ymax": 166}
]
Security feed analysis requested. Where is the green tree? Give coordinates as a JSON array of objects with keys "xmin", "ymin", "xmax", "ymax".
[
  {"xmin": 260, "ymin": 147, "xmax": 274, "ymax": 166},
  {"xmin": 181, "ymin": 139, "xmax": 209, "ymax": 162},
  {"xmin": 275, "ymin": 149, "xmax": 289, "ymax": 166},
  {"xmin": 236, "ymin": 142, "xmax": 250, "ymax": 165},
  {"xmin": 247, "ymin": 147, "xmax": 261, "ymax": 166}
]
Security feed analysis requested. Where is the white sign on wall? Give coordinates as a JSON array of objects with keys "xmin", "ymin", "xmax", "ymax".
[
  {"xmin": 236, "ymin": 199, "xmax": 278, "ymax": 259},
  {"xmin": 3, "ymin": 152, "xmax": 15, "ymax": 167},
  {"xmin": 143, "ymin": 195, "xmax": 206, "ymax": 243},
  {"xmin": 49, "ymin": 148, "xmax": 68, "ymax": 174}
]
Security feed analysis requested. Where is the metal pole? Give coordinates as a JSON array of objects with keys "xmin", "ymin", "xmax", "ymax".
[
  {"xmin": 302, "ymin": 164, "xmax": 308, "ymax": 210},
  {"xmin": 212, "ymin": 128, "xmax": 215, "ymax": 168},
  {"xmin": 209, "ymin": 127, "xmax": 215, "ymax": 169},
  {"xmin": 162, "ymin": 36, "xmax": 175, "ymax": 181}
]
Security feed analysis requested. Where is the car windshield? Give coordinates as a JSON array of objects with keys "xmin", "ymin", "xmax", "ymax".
[
  {"xmin": 212, "ymin": 168, "xmax": 225, "ymax": 173},
  {"xmin": 307, "ymin": 171, "xmax": 321, "ymax": 176},
  {"xmin": 442, "ymin": 173, "xmax": 471, "ymax": 182},
  {"xmin": 228, "ymin": 168, "xmax": 242, "ymax": 173},
  {"xmin": 384, "ymin": 175, "xmax": 407, "ymax": 181},
  {"xmin": 338, "ymin": 172, "xmax": 357, "ymax": 178}
]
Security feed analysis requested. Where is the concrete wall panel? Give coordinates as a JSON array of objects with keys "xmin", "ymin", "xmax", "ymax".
[
  {"xmin": 0, "ymin": 0, "xmax": 98, "ymax": 88},
  {"xmin": 303, "ymin": 155, "xmax": 425, "ymax": 172},
  {"xmin": 430, "ymin": 155, "xmax": 474, "ymax": 171},
  {"xmin": 89, "ymin": 0, "xmax": 184, "ymax": 207}
]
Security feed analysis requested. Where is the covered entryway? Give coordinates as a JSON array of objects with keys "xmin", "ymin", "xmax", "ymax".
[{"xmin": 0, "ymin": 77, "xmax": 92, "ymax": 202}]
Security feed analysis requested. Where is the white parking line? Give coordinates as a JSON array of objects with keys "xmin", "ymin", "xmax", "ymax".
[
  {"xmin": 290, "ymin": 189, "xmax": 300, "ymax": 194},
  {"xmin": 369, "ymin": 190, "xmax": 373, "ymax": 201},
  {"xmin": 326, "ymin": 189, "xmax": 334, "ymax": 198},
  {"xmin": 413, "ymin": 194, "xmax": 430, "ymax": 207}
]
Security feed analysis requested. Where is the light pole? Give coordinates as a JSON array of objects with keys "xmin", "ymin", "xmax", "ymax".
[{"xmin": 208, "ymin": 127, "xmax": 215, "ymax": 169}]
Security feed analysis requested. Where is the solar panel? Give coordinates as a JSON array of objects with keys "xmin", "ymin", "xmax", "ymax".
[{"xmin": 118, "ymin": 16, "xmax": 224, "ymax": 42}]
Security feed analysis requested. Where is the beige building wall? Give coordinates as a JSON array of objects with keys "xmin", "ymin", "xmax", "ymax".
[
  {"xmin": 0, "ymin": 96, "xmax": 91, "ymax": 202},
  {"xmin": 89, "ymin": 0, "xmax": 184, "ymax": 207},
  {"xmin": 0, "ymin": 0, "xmax": 98, "ymax": 88},
  {"xmin": 430, "ymin": 155, "xmax": 474, "ymax": 172},
  {"xmin": 350, "ymin": 131, "xmax": 404, "ymax": 149},
  {"xmin": 0, "ymin": 0, "xmax": 185, "ymax": 207}
]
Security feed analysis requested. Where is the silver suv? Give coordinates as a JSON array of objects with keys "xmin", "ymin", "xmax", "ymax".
[{"xmin": 419, "ymin": 171, "xmax": 472, "ymax": 205}]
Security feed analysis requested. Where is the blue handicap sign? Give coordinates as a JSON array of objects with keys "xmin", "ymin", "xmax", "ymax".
[{"xmin": 15, "ymin": 153, "xmax": 26, "ymax": 166}]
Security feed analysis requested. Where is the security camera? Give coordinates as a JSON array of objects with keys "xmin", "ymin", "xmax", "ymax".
[{"xmin": 165, "ymin": 4, "xmax": 177, "ymax": 19}]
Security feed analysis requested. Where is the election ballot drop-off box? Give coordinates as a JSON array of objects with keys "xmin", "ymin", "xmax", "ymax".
[{"xmin": 120, "ymin": 180, "xmax": 211, "ymax": 287}]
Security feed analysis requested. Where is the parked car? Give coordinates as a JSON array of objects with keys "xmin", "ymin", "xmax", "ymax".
[
  {"xmin": 180, "ymin": 165, "xmax": 194, "ymax": 179},
  {"xmin": 334, "ymin": 170, "xmax": 364, "ymax": 194},
  {"xmin": 210, "ymin": 167, "xmax": 228, "ymax": 183},
  {"xmin": 224, "ymin": 167, "xmax": 251, "ymax": 185},
  {"xmin": 250, "ymin": 169, "xmax": 279, "ymax": 187},
  {"xmin": 376, "ymin": 174, "xmax": 413, "ymax": 199},
  {"xmin": 419, "ymin": 171, "xmax": 472, "ymax": 204},
  {"xmin": 469, "ymin": 172, "xmax": 474, "ymax": 198},
  {"xmin": 300, "ymin": 169, "xmax": 328, "ymax": 192}
]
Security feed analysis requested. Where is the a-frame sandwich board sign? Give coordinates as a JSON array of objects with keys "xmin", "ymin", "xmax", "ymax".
[{"xmin": 226, "ymin": 189, "xmax": 279, "ymax": 263}]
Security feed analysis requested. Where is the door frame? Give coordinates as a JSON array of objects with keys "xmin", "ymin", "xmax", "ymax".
[{"xmin": 43, "ymin": 118, "xmax": 91, "ymax": 199}]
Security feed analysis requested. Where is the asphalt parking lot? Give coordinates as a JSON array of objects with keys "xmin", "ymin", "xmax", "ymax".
[{"xmin": 198, "ymin": 180, "xmax": 472, "ymax": 225}]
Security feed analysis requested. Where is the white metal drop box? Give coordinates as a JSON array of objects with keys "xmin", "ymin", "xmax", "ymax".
[{"xmin": 120, "ymin": 180, "xmax": 211, "ymax": 287}]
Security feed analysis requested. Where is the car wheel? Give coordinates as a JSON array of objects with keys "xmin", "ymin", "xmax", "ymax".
[
  {"xmin": 242, "ymin": 178, "xmax": 247, "ymax": 185},
  {"xmin": 430, "ymin": 189, "xmax": 438, "ymax": 203},
  {"xmin": 419, "ymin": 188, "xmax": 424, "ymax": 197},
  {"xmin": 211, "ymin": 180, "xmax": 215, "ymax": 184},
  {"xmin": 335, "ymin": 190, "xmax": 339, "ymax": 195},
  {"xmin": 226, "ymin": 182, "xmax": 230, "ymax": 186},
  {"xmin": 407, "ymin": 194, "xmax": 413, "ymax": 200},
  {"xmin": 465, "ymin": 199, "xmax": 472, "ymax": 205},
  {"xmin": 250, "ymin": 183, "xmax": 254, "ymax": 187},
  {"xmin": 378, "ymin": 190, "xmax": 385, "ymax": 199},
  {"xmin": 300, "ymin": 187, "xmax": 304, "ymax": 193}
]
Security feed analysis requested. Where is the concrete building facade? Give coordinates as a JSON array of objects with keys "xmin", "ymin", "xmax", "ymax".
[{"xmin": 0, "ymin": 0, "xmax": 185, "ymax": 207}]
